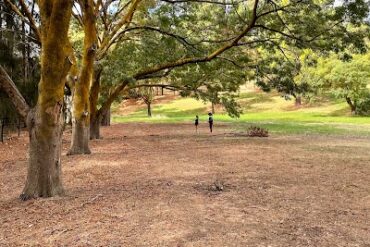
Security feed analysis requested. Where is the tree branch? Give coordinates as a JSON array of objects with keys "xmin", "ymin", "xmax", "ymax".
[
  {"xmin": 97, "ymin": 0, "xmax": 142, "ymax": 59},
  {"xmin": 160, "ymin": 0, "xmax": 246, "ymax": 6},
  {"xmin": 19, "ymin": 0, "xmax": 41, "ymax": 42},
  {"xmin": 0, "ymin": 66, "xmax": 30, "ymax": 119},
  {"xmin": 4, "ymin": 0, "xmax": 41, "ymax": 44},
  {"xmin": 98, "ymin": 0, "xmax": 260, "ymax": 114}
]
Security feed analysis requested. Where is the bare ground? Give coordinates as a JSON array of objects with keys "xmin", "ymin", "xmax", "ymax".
[{"xmin": 0, "ymin": 123, "xmax": 369, "ymax": 247}]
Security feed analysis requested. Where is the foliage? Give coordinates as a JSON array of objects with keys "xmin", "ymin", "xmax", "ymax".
[
  {"xmin": 255, "ymin": 48, "xmax": 312, "ymax": 104},
  {"xmin": 301, "ymin": 53, "xmax": 370, "ymax": 115},
  {"xmin": 100, "ymin": 0, "xmax": 369, "ymax": 117}
]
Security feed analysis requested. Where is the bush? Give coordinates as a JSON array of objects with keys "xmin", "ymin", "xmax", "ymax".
[
  {"xmin": 247, "ymin": 126, "xmax": 269, "ymax": 137},
  {"xmin": 355, "ymin": 94, "xmax": 370, "ymax": 116}
]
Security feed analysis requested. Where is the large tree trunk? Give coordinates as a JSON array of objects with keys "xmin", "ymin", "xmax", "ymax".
[
  {"xmin": 101, "ymin": 108, "xmax": 111, "ymax": 126},
  {"xmin": 20, "ymin": 0, "xmax": 73, "ymax": 200},
  {"xmin": 68, "ymin": 0, "xmax": 97, "ymax": 155},
  {"xmin": 21, "ymin": 107, "xmax": 64, "ymax": 200},
  {"xmin": 97, "ymin": 79, "xmax": 132, "ymax": 134},
  {"xmin": 90, "ymin": 113, "xmax": 101, "ymax": 140}
]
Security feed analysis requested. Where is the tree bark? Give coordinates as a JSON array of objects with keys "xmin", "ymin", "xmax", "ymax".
[
  {"xmin": 90, "ymin": 113, "xmax": 101, "ymax": 140},
  {"xmin": 101, "ymin": 108, "xmax": 111, "ymax": 126},
  {"xmin": 20, "ymin": 0, "xmax": 73, "ymax": 200},
  {"xmin": 21, "ymin": 107, "xmax": 65, "ymax": 200},
  {"xmin": 68, "ymin": 0, "xmax": 97, "ymax": 155}
]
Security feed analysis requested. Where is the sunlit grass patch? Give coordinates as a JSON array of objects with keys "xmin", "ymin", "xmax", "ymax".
[{"xmin": 113, "ymin": 91, "xmax": 370, "ymax": 135}]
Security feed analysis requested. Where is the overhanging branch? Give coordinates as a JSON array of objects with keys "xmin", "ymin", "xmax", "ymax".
[{"xmin": 98, "ymin": 0, "xmax": 260, "ymax": 114}]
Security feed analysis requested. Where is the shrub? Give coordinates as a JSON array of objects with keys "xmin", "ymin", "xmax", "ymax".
[{"xmin": 355, "ymin": 93, "xmax": 370, "ymax": 116}]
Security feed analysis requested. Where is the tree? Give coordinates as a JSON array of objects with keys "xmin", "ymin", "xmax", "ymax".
[
  {"xmin": 67, "ymin": 0, "xmax": 97, "ymax": 155},
  {"xmin": 0, "ymin": 0, "xmax": 73, "ymax": 200},
  {"xmin": 132, "ymin": 85, "xmax": 155, "ymax": 117},
  {"xmin": 301, "ymin": 53, "xmax": 370, "ymax": 115},
  {"xmin": 92, "ymin": 0, "xmax": 369, "ymax": 137},
  {"xmin": 69, "ymin": 0, "xmax": 145, "ymax": 142}
]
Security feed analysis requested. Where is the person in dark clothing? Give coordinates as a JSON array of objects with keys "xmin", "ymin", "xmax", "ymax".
[
  {"xmin": 208, "ymin": 112, "xmax": 213, "ymax": 133},
  {"xmin": 194, "ymin": 115, "xmax": 199, "ymax": 133}
]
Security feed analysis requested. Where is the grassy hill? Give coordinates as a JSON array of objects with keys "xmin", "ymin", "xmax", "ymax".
[{"xmin": 112, "ymin": 90, "xmax": 370, "ymax": 136}]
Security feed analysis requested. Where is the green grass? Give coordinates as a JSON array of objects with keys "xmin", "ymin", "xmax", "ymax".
[{"xmin": 112, "ymin": 92, "xmax": 370, "ymax": 136}]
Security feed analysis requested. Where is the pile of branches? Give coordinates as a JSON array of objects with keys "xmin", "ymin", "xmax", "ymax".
[{"xmin": 247, "ymin": 126, "xmax": 269, "ymax": 137}]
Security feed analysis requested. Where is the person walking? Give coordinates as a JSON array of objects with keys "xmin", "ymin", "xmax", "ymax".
[
  {"xmin": 208, "ymin": 112, "xmax": 213, "ymax": 133},
  {"xmin": 194, "ymin": 115, "xmax": 199, "ymax": 133}
]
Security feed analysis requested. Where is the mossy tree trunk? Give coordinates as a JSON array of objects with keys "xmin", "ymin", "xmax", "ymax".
[
  {"xmin": 21, "ymin": 0, "xmax": 73, "ymax": 200},
  {"xmin": 68, "ymin": 0, "xmax": 97, "ymax": 155},
  {"xmin": 0, "ymin": 0, "xmax": 74, "ymax": 200}
]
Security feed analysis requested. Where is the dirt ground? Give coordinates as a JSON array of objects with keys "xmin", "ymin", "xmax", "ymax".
[{"xmin": 0, "ymin": 123, "xmax": 369, "ymax": 247}]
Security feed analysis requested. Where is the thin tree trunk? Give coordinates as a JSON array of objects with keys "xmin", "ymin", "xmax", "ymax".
[
  {"xmin": 345, "ymin": 96, "xmax": 356, "ymax": 114},
  {"xmin": 0, "ymin": 119, "xmax": 4, "ymax": 143},
  {"xmin": 89, "ymin": 66, "xmax": 102, "ymax": 139},
  {"xmin": 295, "ymin": 96, "xmax": 302, "ymax": 106},
  {"xmin": 17, "ymin": 116, "xmax": 21, "ymax": 136},
  {"xmin": 68, "ymin": 0, "xmax": 97, "ymax": 155},
  {"xmin": 147, "ymin": 102, "xmax": 152, "ymax": 117},
  {"xmin": 22, "ymin": 20, "xmax": 27, "ymax": 84}
]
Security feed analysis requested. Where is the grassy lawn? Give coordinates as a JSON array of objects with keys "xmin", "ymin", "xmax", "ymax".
[{"xmin": 113, "ymin": 92, "xmax": 370, "ymax": 136}]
